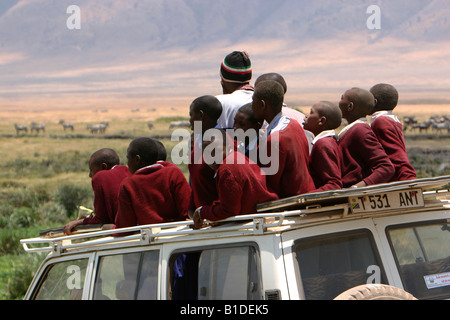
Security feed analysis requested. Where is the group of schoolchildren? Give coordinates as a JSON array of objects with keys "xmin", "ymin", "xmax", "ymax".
[{"xmin": 63, "ymin": 51, "xmax": 416, "ymax": 235}]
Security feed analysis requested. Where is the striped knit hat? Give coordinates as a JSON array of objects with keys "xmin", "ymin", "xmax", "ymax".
[{"xmin": 220, "ymin": 51, "xmax": 252, "ymax": 84}]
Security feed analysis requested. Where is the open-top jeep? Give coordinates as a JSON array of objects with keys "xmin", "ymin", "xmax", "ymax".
[{"xmin": 21, "ymin": 176, "xmax": 450, "ymax": 300}]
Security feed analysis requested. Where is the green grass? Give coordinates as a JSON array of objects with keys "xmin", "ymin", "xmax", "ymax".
[{"xmin": 0, "ymin": 116, "xmax": 192, "ymax": 300}]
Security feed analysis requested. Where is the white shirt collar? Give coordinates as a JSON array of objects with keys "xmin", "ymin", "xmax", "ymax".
[
  {"xmin": 370, "ymin": 110, "xmax": 401, "ymax": 125},
  {"xmin": 338, "ymin": 117, "xmax": 367, "ymax": 140},
  {"xmin": 135, "ymin": 163, "xmax": 163, "ymax": 174},
  {"xmin": 312, "ymin": 129, "xmax": 337, "ymax": 145}
]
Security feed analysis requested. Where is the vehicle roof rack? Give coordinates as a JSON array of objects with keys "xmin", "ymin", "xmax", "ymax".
[{"xmin": 20, "ymin": 176, "xmax": 450, "ymax": 256}]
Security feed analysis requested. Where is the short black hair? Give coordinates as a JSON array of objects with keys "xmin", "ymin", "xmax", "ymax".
[
  {"xmin": 155, "ymin": 140, "xmax": 167, "ymax": 161},
  {"xmin": 254, "ymin": 80, "xmax": 284, "ymax": 111},
  {"xmin": 316, "ymin": 101, "xmax": 342, "ymax": 130},
  {"xmin": 90, "ymin": 148, "xmax": 120, "ymax": 169},
  {"xmin": 191, "ymin": 95, "xmax": 223, "ymax": 121},
  {"xmin": 347, "ymin": 87, "xmax": 375, "ymax": 116},
  {"xmin": 255, "ymin": 73, "xmax": 287, "ymax": 94},
  {"xmin": 128, "ymin": 137, "xmax": 159, "ymax": 166},
  {"xmin": 370, "ymin": 83, "xmax": 399, "ymax": 111},
  {"xmin": 238, "ymin": 103, "xmax": 259, "ymax": 124}
]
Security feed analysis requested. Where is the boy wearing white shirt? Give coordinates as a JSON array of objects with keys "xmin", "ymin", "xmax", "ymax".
[
  {"xmin": 338, "ymin": 87, "xmax": 395, "ymax": 188},
  {"xmin": 370, "ymin": 84, "xmax": 416, "ymax": 181},
  {"xmin": 303, "ymin": 101, "xmax": 343, "ymax": 191}
]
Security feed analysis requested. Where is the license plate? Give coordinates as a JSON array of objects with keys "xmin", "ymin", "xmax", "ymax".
[{"xmin": 349, "ymin": 189, "xmax": 424, "ymax": 214}]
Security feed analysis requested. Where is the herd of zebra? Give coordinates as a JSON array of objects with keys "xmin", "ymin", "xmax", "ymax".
[
  {"xmin": 403, "ymin": 115, "xmax": 450, "ymax": 134},
  {"xmin": 13, "ymin": 119, "xmax": 191, "ymax": 136},
  {"xmin": 13, "ymin": 116, "xmax": 448, "ymax": 136},
  {"xmin": 13, "ymin": 120, "xmax": 108, "ymax": 135}
]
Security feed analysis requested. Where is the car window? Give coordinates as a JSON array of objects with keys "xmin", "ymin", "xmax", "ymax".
[
  {"xmin": 34, "ymin": 258, "xmax": 89, "ymax": 300},
  {"xmin": 93, "ymin": 250, "xmax": 159, "ymax": 300},
  {"xmin": 388, "ymin": 221, "xmax": 450, "ymax": 299},
  {"xmin": 293, "ymin": 230, "xmax": 387, "ymax": 300},
  {"xmin": 169, "ymin": 245, "xmax": 261, "ymax": 300}
]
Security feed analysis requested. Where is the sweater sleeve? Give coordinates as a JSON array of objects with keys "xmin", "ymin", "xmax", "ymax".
[
  {"xmin": 260, "ymin": 133, "xmax": 287, "ymax": 197},
  {"xmin": 372, "ymin": 118, "xmax": 406, "ymax": 155},
  {"xmin": 170, "ymin": 169, "xmax": 191, "ymax": 221},
  {"xmin": 82, "ymin": 177, "xmax": 108, "ymax": 225},
  {"xmin": 358, "ymin": 126, "xmax": 395, "ymax": 186},
  {"xmin": 311, "ymin": 138, "xmax": 343, "ymax": 192},
  {"xmin": 200, "ymin": 167, "xmax": 243, "ymax": 222},
  {"xmin": 114, "ymin": 183, "xmax": 137, "ymax": 229}
]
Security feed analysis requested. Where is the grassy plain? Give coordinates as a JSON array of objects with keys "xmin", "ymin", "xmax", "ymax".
[{"xmin": 0, "ymin": 103, "xmax": 448, "ymax": 300}]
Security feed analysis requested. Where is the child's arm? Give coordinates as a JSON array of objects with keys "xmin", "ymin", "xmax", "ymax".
[
  {"xmin": 357, "ymin": 126, "xmax": 395, "ymax": 186},
  {"xmin": 198, "ymin": 167, "xmax": 243, "ymax": 222}
]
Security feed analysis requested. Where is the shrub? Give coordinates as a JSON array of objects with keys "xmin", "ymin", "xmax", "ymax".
[
  {"xmin": 35, "ymin": 202, "xmax": 68, "ymax": 226},
  {"xmin": 9, "ymin": 207, "xmax": 36, "ymax": 228},
  {"xmin": 55, "ymin": 184, "xmax": 91, "ymax": 218}
]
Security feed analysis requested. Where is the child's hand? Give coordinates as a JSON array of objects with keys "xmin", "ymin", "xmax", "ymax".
[{"xmin": 192, "ymin": 207, "xmax": 209, "ymax": 229}]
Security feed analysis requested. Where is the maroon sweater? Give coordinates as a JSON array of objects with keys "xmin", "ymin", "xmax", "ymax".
[
  {"xmin": 371, "ymin": 115, "xmax": 416, "ymax": 181},
  {"xmin": 262, "ymin": 118, "xmax": 316, "ymax": 198},
  {"xmin": 188, "ymin": 139, "xmax": 218, "ymax": 210},
  {"xmin": 200, "ymin": 151, "xmax": 278, "ymax": 221},
  {"xmin": 309, "ymin": 135, "xmax": 343, "ymax": 192},
  {"xmin": 83, "ymin": 165, "xmax": 131, "ymax": 225},
  {"xmin": 338, "ymin": 122, "xmax": 395, "ymax": 188},
  {"xmin": 114, "ymin": 162, "xmax": 191, "ymax": 229}
]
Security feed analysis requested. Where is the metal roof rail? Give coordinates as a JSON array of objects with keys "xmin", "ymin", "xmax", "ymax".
[{"xmin": 20, "ymin": 204, "xmax": 350, "ymax": 255}]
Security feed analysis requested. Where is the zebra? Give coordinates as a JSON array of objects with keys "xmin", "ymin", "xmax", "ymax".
[
  {"xmin": 59, "ymin": 120, "xmax": 74, "ymax": 131},
  {"xmin": 30, "ymin": 122, "xmax": 46, "ymax": 134},
  {"xmin": 169, "ymin": 121, "xmax": 191, "ymax": 129},
  {"xmin": 14, "ymin": 123, "xmax": 28, "ymax": 135},
  {"xmin": 87, "ymin": 122, "xmax": 109, "ymax": 134}
]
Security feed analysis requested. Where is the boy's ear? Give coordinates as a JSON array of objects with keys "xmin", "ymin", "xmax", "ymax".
[
  {"xmin": 259, "ymin": 99, "xmax": 267, "ymax": 112},
  {"xmin": 100, "ymin": 162, "xmax": 108, "ymax": 170},
  {"xmin": 134, "ymin": 154, "xmax": 141, "ymax": 165},
  {"xmin": 347, "ymin": 102, "xmax": 354, "ymax": 112},
  {"xmin": 318, "ymin": 116, "xmax": 327, "ymax": 126}
]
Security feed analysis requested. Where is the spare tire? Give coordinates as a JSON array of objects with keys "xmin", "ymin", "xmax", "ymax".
[{"xmin": 334, "ymin": 284, "xmax": 417, "ymax": 300}]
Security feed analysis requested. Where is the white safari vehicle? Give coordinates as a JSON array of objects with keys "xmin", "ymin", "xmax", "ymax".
[{"xmin": 21, "ymin": 176, "xmax": 450, "ymax": 300}]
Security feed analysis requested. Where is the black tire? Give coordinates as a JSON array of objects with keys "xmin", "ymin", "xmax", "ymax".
[{"xmin": 334, "ymin": 284, "xmax": 417, "ymax": 300}]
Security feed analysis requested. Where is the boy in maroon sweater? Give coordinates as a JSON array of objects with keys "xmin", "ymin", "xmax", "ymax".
[
  {"xmin": 370, "ymin": 83, "xmax": 417, "ymax": 181},
  {"xmin": 338, "ymin": 88, "xmax": 395, "ymax": 188},
  {"xmin": 252, "ymin": 80, "xmax": 315, "ymax": 198},
  {"xmin": 303, "ymin": 101, "xmax": 343, "ymax": 191},
  {"xmin": 114, "ymin": 137, "xmax": 191, "ymax": 229},
  {"xmin": 63, "ymin": 148, "xmax": 131, "ymax": 235},
  {"xmin": 233, "ymin": 103, "xmax": 263, "ymax": 159},
  {"xmin": 193, "ymin": 131, "xmax": 278, "ymax": 229},
  {"xmin": 188, "ymin": 95, "xmax": 223, "ymax": 217}
]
